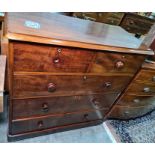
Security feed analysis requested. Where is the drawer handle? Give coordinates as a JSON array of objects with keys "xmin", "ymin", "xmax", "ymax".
[
  {"xmin": 53, "ymin": 57, "xmax": 61, "ymax": 64},
  {"xmin": 143, "ymin": 87, "xmax": 150, "ymax": 93},
  {"xmin": 38, "ymin": 121, "xmax": 44, "ymax": 128},
  {"xmin": 124, "ymin": 111, "xmax": 130, "ymax": 115},
  {"xmin": 104, "ymin": 82, "xmax": 111, "ymax": 88},
  {"xmin": 115, "ymin": 61, "xmax": 124, "ymax": 69},
  {"xmin": 42, "ymin": 103, "xmax": 49, "ymax": 112},
  {"xmin": 152, "ymin": 76, "xmax": 155, "ymax": 82},
  {"xmin": 92, "ymin": 98, "xmax": 102, "ymax": 109},
  {"xmin": 133, "ymin": 99, "xmax": 140, "ymax": 103},
  {"xmin": 48, "ymin": 83, "xmax": 56, "ymax": 92},
  {"xmin": 83, "ymin": 114, "xmax": 89, "ymax": 121}
]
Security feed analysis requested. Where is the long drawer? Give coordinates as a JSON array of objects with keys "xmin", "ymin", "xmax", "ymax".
[
  {"xmin": 126, "ymin": 81, "xmax": 155, "ymax": 96},
  {"xmin": 116, "ymin": 95, "xmax": 155, "ymax": 107},
  {"xmin": 11, "ymin": 110, "xmax": 105, "ymax": 134},
  {"xmin": 12, "ymin": 42, "xmax": 145, "ymax": 74},
  {"xmin": 108, "ymin": 104, "xmax": 155, "ymax": 119},
  {"xmin": 12, "ymin": 93, "xmax": 119, "ymax": 119},
  {"xmin": 13, "ymin": 74, "xmax": 131, "ymax": 98},
  {"xmin": 134, "ymin": 69, "xmax": 155, "ymax": 84}
]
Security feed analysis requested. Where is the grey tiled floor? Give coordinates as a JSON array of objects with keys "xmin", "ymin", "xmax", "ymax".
[{"xmin": 0, "ymin": 96, "xmax": 112, "ymax": 143}]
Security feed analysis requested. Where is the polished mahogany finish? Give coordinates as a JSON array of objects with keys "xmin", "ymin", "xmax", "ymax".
[
  {"xmin": 2, "ymin": 13, "xmax": 153, "ymax": 141},
  {"xmin": 12, "ymin": 93, "xmax": 118, "ymax": 119},
  {"xmin": 13, "ymin": 74, "xmax": 131, "ymax": 98},
  {"xmin": 11, "ymin": 110, "xmax": 105, "ymax": 135}
]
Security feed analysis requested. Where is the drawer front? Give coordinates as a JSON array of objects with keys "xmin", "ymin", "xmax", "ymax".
[
  {"xmin": 90, "ymin": 52, "xmax": 145, "ymax": 74},
  {"xmin": 12, "ymin": 93, "xmax": 119, "ymax": 119},
  {"xmin": 13, "ymin": 74, "xmax": 131, "ymax": 98},
  {"xmin": 11, "ymin": 110, "xmax": 105, "ymax": 134},
  {"xmin": 13, "ymin": 42, "xmax": 94, "ymax": 73},
  {"xmin": 117, "ymin": 95, "xmax": 155, "ymax": 107},
  {"xmin": 127, "ymin": 82, "xmax": 155, "ymax": 95},
  {"xmin": 108, "ymin": 105, "xmax": 155, "ymax": 119},
  {"xmin": 134, "ymin": 69, "xmax": 155, "ymax": 84}
]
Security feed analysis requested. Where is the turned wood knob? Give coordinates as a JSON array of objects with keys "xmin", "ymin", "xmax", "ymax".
[
  {"xmin": 83, "ymin": 114, "xmax": 89, "ymax": 121},
  {"xmin": 38, "ymin": 121, "xmax": 43, "ymax": 128},
  {"xmin": 104, "ymin": 82, "xmax": 111, "ymax": 88},
  {"xmin": 115, "ymin": 61, "xmax": 124, "ymax": 69},
  {"xmin": 92, "ymin": 98, "xmax": 102, "ymax": 109},
  {"xmin": 152, "ymin": 76, "xmax": 155, "ymax": 82},
  {"xmin": 124, "ymin": 111, "xmax": 130, "ymax": 115},
  {"xmin": 133, "ymin": 99, "xmax": 140, "ymax": 103},
  {"xmin": 42, "ymin": 103, "xmax": 49, "ymax": 112},
  {"xmin": 53, "ymin": 57, "xmax": 61, "ymax": 64},
  {"xmin": 143, "ymin": 87, "xmax": 150, "ymax": 93},
  {"xmin": 48, "ymin": 83, "xmax": 56, "ymax": 92}
]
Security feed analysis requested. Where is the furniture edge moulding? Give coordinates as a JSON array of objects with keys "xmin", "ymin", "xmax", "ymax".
[{"xmin": 5, "ymin": 32, "xmax": 154, "ymax": 56}]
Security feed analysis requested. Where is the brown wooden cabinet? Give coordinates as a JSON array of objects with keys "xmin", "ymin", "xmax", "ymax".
[
  {"xmin": 107, "ymin": 62, "xmax": 155, "ymax": 119},
  {"xmin": 1, "ymin": 13, "xmax": 153, "ymax": 141}
]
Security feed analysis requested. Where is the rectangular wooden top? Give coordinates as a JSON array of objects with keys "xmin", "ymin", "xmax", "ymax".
[{"xmin": 4, "ymin": 12, "xmax": 153, "ymax": 55}]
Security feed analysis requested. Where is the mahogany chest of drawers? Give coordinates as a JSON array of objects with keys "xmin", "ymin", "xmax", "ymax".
[
  {"xmin": 1, "ymin": 13, "xmax": 153, "ymax": 141},
  {"xmin": 108, "ymin": 62, "xmax": 155, "ymax": 119}
]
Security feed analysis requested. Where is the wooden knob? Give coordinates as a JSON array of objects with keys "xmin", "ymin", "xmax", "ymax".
[
  {"xmin": 83, "ymin": 114, "xmax": 89, "ymax": 121},
  {"xmin": 38, "ymin": 121, "xmax": 43, "ymax": 128},
  {"xmin": 92, "ymin": 98, "xmax": 102, "ymax": 109},
  {"xmin": 143, "ymin": 87, "xmax": 150, "ymax": 93},
  {"xmin": 104, "ymin": 82, "xmax": 111, "ymax": 88},
  {"xmin": 124, "ymin": 111, "xmax": 130, "ymax": 115},
  {"xmin": 48, "ymin": 83, "xmax": 56, "ymax": 92},
  {"xmin": 133, "ymin": 99, "xmax": 140, "ymax": 103},
  {"xmin": 83, "ymin": 76, "xmax": 87, "ymax": 80},
  {"xmin": 53, "ymin": 57, "xmax": 61, "ymax": 64},
  {"xmin": 115, "ymin": 61, "xmax": 124, "ymax": 69},
  {"xmin": 42, "ymin": 103, "xmax": 49, "ymax": 112},
  {"xmin": 152, "ymin": 76, "xmax": 155, "ymax": 82}
]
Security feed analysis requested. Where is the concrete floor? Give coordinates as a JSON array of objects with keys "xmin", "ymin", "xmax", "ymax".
[{"xmin": 0, "ymin": 96, "xmax": 112, "ymax": 143}]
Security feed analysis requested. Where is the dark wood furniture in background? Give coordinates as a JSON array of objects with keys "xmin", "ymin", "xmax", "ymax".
[
  {"xmin": 120, "ymin": 13, "xmax": 155, "ymax": 35},
  {"xmin": 1, "ymin": 13, "xmax": 153, "ymax": 141},
  {"xmin": 68, "ymin": 13, "xmax": 155, "ymax": 35},
  {"xmin": 72, "ymin": 12, "xmax": 124, "ymax": 25}
]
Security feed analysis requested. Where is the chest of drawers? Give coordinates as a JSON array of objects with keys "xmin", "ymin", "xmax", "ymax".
[
  {"xmin": 107, "ymin": 62, "xmax": 155, "ymax": 119},
  {"xmin": 1, "ymin": 13, "xmax": 153, "ymax": 141}
]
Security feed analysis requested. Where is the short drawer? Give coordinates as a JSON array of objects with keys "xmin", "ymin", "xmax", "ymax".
[
  {"xmin": 134, "ymin": 69, "xmax": 155, "ymax": 84},
  {"xmin": 117, "ymin": 95, "xmax": 155, "ymax": 107},
  {"xmin": 108, "ymin": 105, "xmax": 155, "ymax": 119},
  {"xmin": 13, "ymin": 74, "xmax": 131, "ymax": 98},
  {"xmin": 127, "ymin": 82, "xmax": 155, "ymax": 96},
  {"xmin": 12, "ymin": 93, "xmax": 118, "ymax": 119},
  {"xmin": 13, "ymin": 42, "xmax": 94, "ymax": 73},
  {"xmin": 11, "ymin": 110, "xmax": 105, "ymax": 134},
  {"xmin": 90, "ymin": 52, "xmax": 145, "ymax": 74}
]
